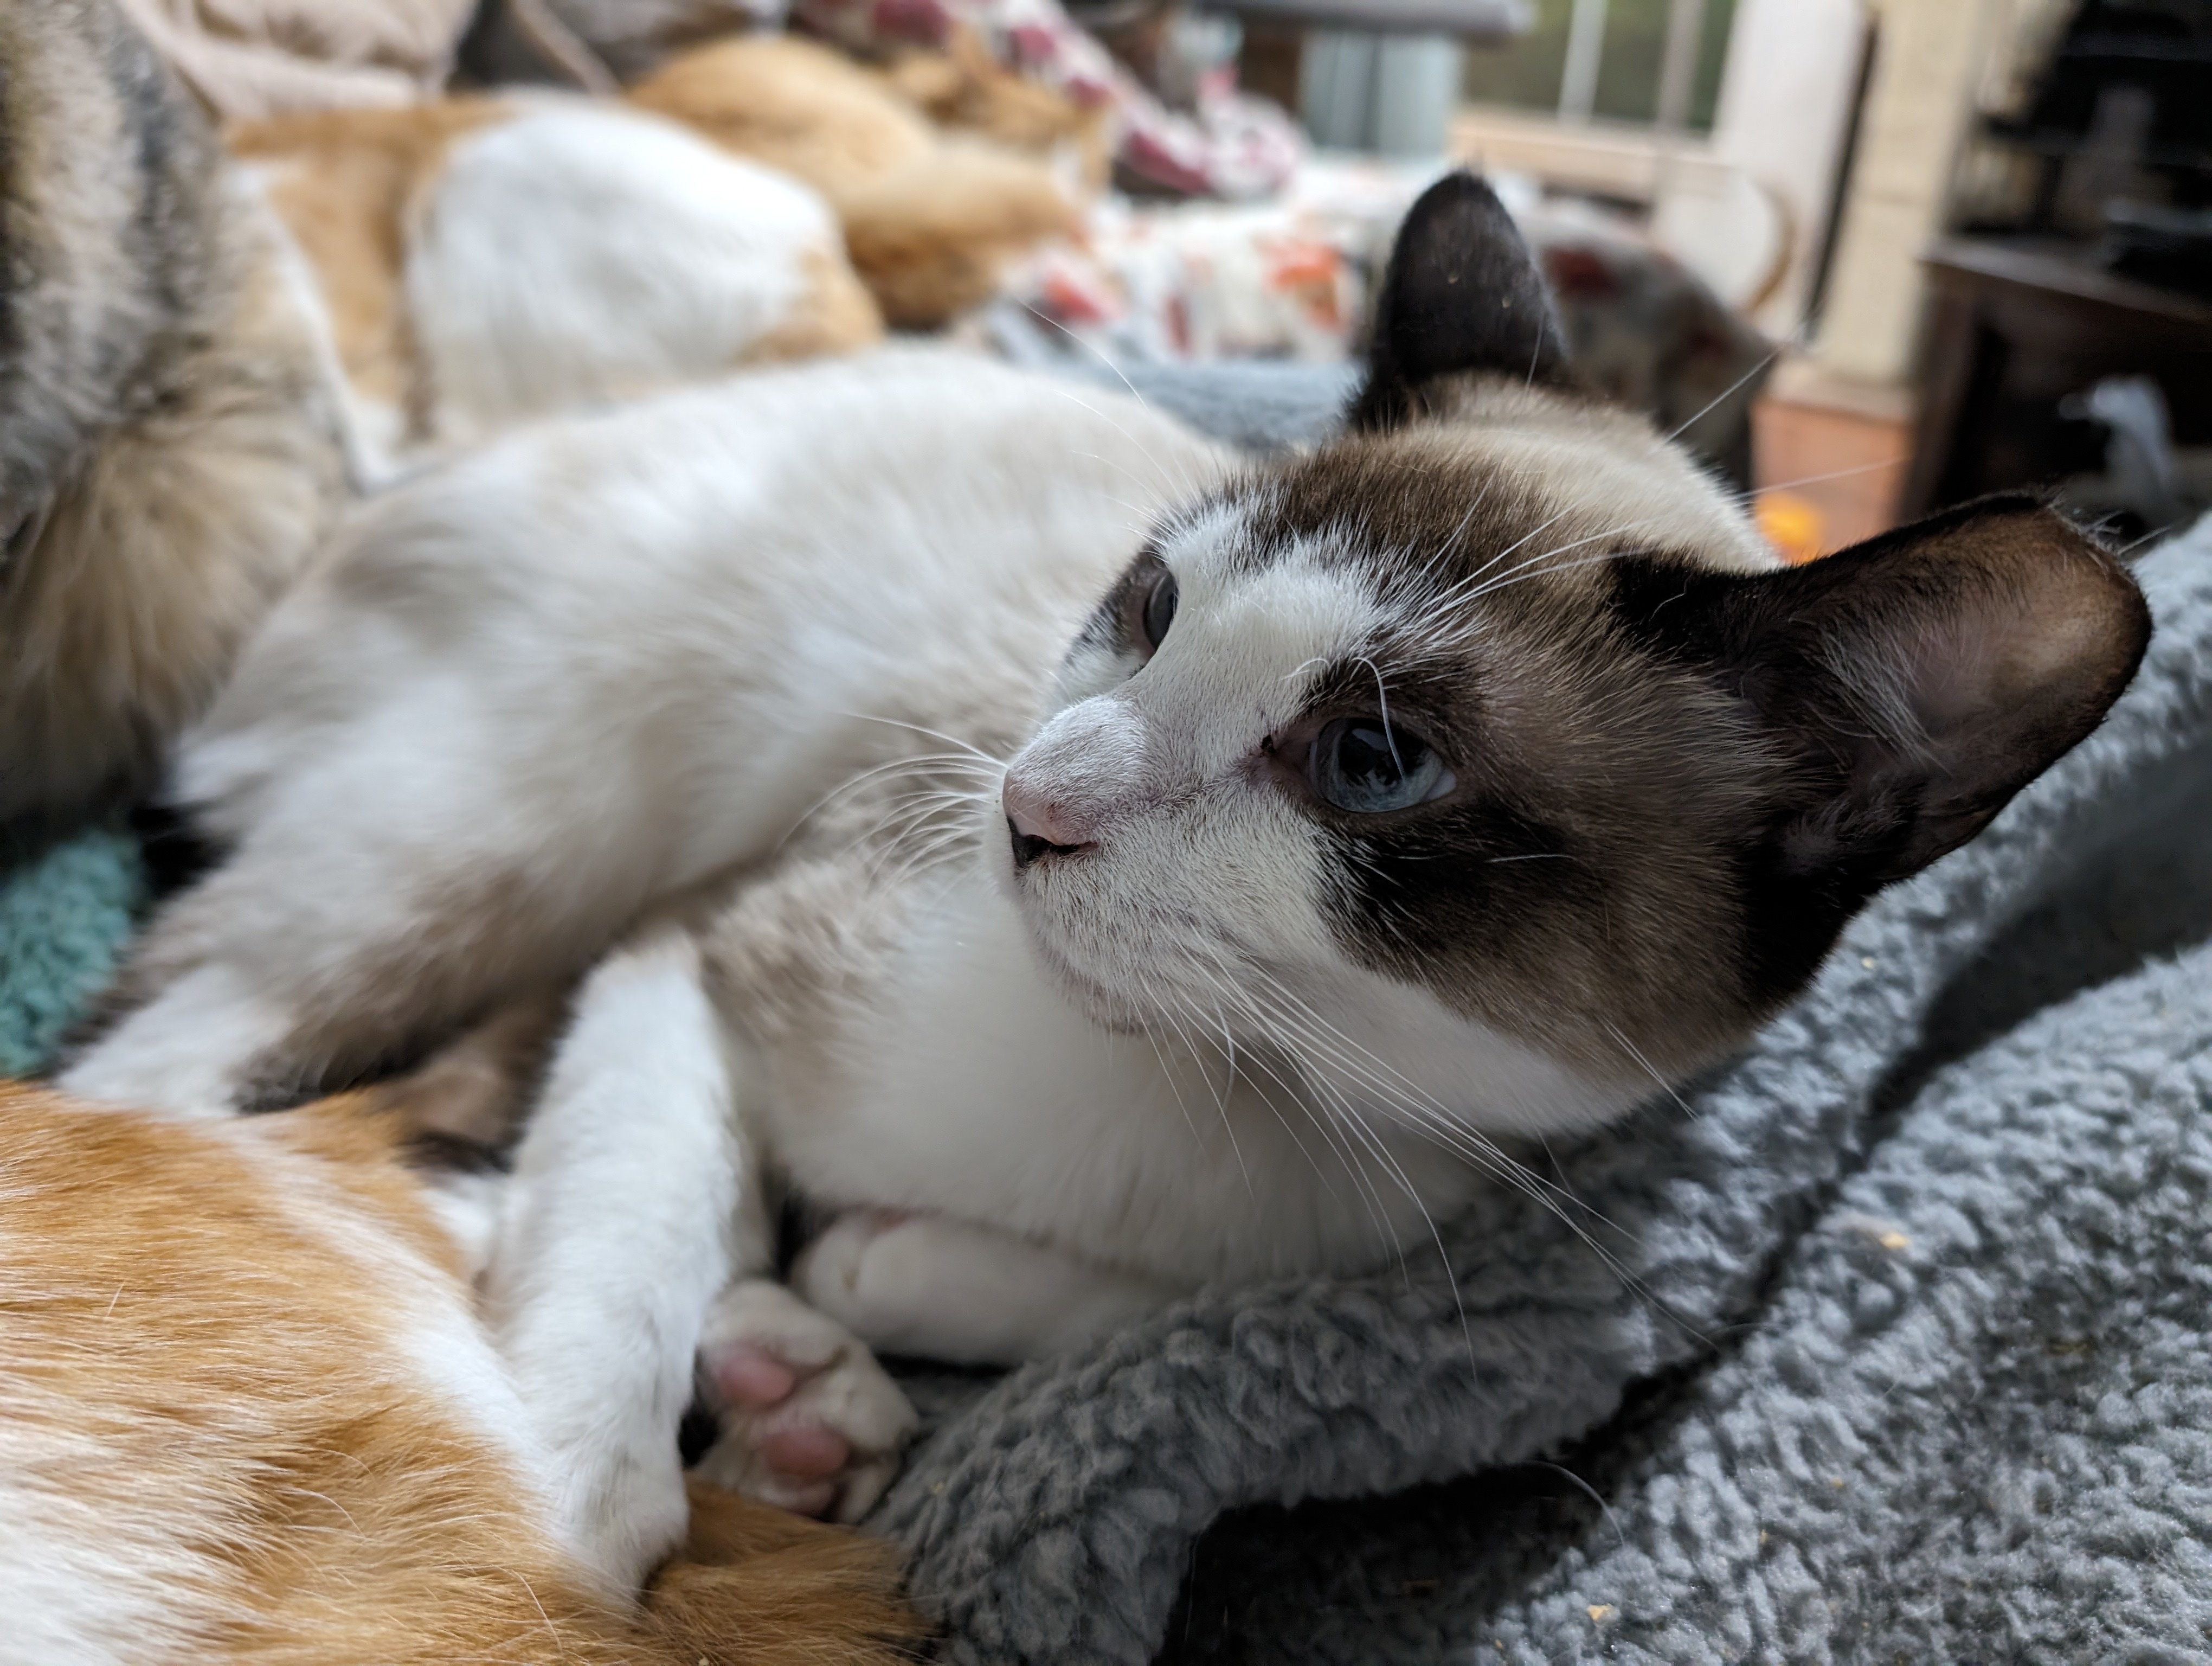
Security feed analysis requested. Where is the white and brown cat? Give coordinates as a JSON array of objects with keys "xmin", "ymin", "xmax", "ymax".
[
  {"xmin": 66, "ymin": 176, "xmax": 2151, "ymax": 1526},
  {"xmin": 7, "ymin": 949, "xmax": 921, "ymax": 1663}
]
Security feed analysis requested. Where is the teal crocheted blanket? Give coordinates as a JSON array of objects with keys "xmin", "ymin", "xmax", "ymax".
[{"xmin": 0, "ymin": 821, "xmax": 142, "ymax": 1078}]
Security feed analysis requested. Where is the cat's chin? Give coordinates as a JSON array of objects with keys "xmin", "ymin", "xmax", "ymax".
[{"xmin": 1016, "ymin": 928, "xmax": 1156, "ymax": 1035}]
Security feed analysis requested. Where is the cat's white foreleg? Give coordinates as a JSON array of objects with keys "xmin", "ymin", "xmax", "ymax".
[
  {"xmin": 482, "ymin": 931, "xmax": 755, "ymax": 1595},
  {"xmin": 793, "ymin": 1209, "xmax": 1187, "ymax": 1367}
]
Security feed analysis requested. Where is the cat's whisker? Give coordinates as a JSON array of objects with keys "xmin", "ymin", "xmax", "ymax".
[
  {"xmin": 843, "ymin": 785, "xmax": 993, "ymax": 870},
  {"xmin": 1019, "ymin": 303, "xmax": 1158, "ymax": 419},
  {"xmin": 781, "ymin": 752, "xmax": 1001, "ymax": 850},
  {"xmin": 1229, "ymin": 972, "xmax": 1661, "ymax": 1301},
  {"xmin": 1600, "ymin": 1021, "xmax": 1697, "ymax": 1120},
  {"xmin": 838, "ymin": 713, "xmax": 1009, "ymax": 771},
  {"xmin": 1187, "ymin": 946, "xmax": 1450, "ymax": 1268},
  {"xmin": 1416, "ymin": 472, "xmax": 1500, "ymax": 585},
  {"xmin": 1218, "ymin": 975, "xmax": 1465, "ymax": 1325},
  {"xmin": 1213, "ymin": 962, "xmax": 1716, "ymax": 1350},
  {"xmin": 1353, "ymin": 656, "xmax": 1405, "ymax": 773},
  {"xmin": 1433, "ymin": 518, "xmax": 1662, "ymax": 613},
  {"xmin": 1179, "ymin": 953, "xmax": 1382, "ymax": 1228},
  {"xmin": 1048, "ymin": 387, "xmax": 1206, "ymax": 508},
  {"xmin": 1431, "ymin": 544, "xmax": 1655, "ymax": 634},
  {"xmin": 1429, "ymin": 502, "xmax": 1580, "ymax": 602},
  {"xmin": 1726, "ymin": 455, "xmax": 1907, "ymax": 506},
  {"xmin": 1130, "ymin": 975, "xmax": 1217, "ymax": 1163},
  {"xmin": 1194, "ymin": 995, "xmax": 1362, "ymax": 1212},
  {"xmin": 1663, "ymin": 337, "xmax": 1788, "ymax": 446},
  {"xmin": 1144, "ymin": 966, "xmax": 1257, "ymax": 1195},
  {"xmin": 871, "ymin": 823, "xmax": 981, "ymax": 890}
]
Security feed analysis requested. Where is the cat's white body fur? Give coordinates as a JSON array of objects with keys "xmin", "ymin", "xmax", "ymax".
[
  {"xmin": 409, "ymin": 104, "xmax": 848, "ymax": 449},
  {"xmin": 67, "ymin": 345, "xmax": 1777, "ymax": 1518}
]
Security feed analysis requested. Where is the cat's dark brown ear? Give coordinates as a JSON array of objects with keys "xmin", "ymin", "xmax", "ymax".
[
  {"xmin": 1349, "ymin": 171, "xmax": 1571, "ymax": 433},
  {"xmin": 1613, "ymin": 496, "xmax": 2152, "ymax": 999}
]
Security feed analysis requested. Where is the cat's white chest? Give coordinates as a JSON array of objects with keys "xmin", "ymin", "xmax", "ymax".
[{"xmin": 757, "ymin": 869, "xmax": 1480, "ymax": 1286}]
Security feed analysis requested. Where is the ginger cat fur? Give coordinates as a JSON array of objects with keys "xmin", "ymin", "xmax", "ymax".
[
  {"xmin": 627, "ymin": 34, "xmax": 1086, "ymax": 328},
  {"xmin": 0, "ymin": 1063, "xmax": 922, "ymax": 1663}
]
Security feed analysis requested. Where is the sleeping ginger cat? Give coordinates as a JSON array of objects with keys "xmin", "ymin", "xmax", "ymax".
[{"xmin": 1, "ymin": 964, "xmax": 920, "ymax": 1664}]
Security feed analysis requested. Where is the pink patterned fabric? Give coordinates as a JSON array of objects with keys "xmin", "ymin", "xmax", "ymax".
[{"xmin": 792, "ymin": 0, "xmax": 1304, "ymax": 198}]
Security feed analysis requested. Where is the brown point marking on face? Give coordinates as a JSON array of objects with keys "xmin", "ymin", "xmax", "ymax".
[
  {"xmin": 1208, "ymin": 439, "xmax": 2150, "ymax": 1087},
  {"xmin": 1156, "ymin": 424, "xmax": 1779, "ymax": 1082}
]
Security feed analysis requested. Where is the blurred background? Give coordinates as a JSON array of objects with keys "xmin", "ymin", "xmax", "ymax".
[
  {"xmin": 138, "ymin": 0, "xmax": 2212, "ymax": 557},
  {"xmin": 1136, "ymin": 0, "xmax": 2212, "ymax": 557}
]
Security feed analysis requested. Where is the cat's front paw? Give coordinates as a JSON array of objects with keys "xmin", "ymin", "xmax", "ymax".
[{"xmin": 694, "ymin": 1277, "xmax": 918, "ymax": 1523}]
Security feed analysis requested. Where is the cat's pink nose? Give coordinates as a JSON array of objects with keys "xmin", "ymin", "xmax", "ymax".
[{"xmin": 1003, "ymin": 775, "xmax": 1094, "ymax": 868}]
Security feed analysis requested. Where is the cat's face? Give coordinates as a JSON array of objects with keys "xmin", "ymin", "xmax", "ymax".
[{"xmin": 996, "ymin": 175, "xmax": 2149, "ymax": 1133}]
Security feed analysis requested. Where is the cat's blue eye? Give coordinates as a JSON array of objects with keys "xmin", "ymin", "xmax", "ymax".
[{"xmin": 1312, "ymin": 717, "xmax": 1454, "ymax": 813}]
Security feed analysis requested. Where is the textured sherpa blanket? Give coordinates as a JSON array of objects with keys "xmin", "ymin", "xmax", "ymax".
[{"xmin": 4, "ymin": 387, "xmax": 2209, "ymax": 1666}]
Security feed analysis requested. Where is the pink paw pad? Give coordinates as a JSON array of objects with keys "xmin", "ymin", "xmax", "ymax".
[{"xmin": 712, "ymin": 1345, "xmax": 797, "ymax": 1408}]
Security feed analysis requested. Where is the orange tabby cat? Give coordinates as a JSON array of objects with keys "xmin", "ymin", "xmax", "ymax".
[{"xmin": 0, "ymin": 1055, "xmax": 921, "ymax": 1663}]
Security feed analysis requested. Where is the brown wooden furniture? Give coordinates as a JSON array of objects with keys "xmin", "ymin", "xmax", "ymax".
[{"xmin": 1905, "ymin": 236, "xmax": 2212, "ymax": 517}]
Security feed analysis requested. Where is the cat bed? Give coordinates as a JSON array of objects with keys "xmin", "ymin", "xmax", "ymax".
[{"xmin": 5, "ymin": 380, "xmax": 2209, "ymax": 1662}]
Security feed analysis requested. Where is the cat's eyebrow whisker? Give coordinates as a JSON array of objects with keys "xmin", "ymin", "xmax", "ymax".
[
  {"xmin": 1662, "ymin": 317, "xmax": 1810, "ymax": 449},
  {"xmin": 1066, "ymin": 459, "xmax": 1179, "ymax": 529},
  {"xmin": 1726, "ymin": 455, "xmax": 1907, "ymax": 506},
  {"xmin": 1048, "ymin": 387, "xmax": 1205, "ymax": 507},
  {"xmin": 1469, "ymin": 546, "xmax": 1651, "ymax": 601},
  {"xmin": 1432, "ymin": 501, "xmax": 1581, "ymax": 600},
  {"xmin": 1020, "ymin": 302, "xmax": 1158, "ymax": 418},
  {"xmin": 1434, "ymin": 544, "xmax": 1652, "ymax": 630},
  {"xmin": 1432, "ymin": 517, "xmax": 1661, "ymax": 613},
  {"xmin": 1353, "ymin": 656, "xmax": 1404, "ymax": 773},
  {"xmin": 1663, "ymin": 336, "xmax": 1789, "ymax": 446},
  {"xmin": 1416, "ymin": 472, "xmax": 1500, "ymax": 585}
]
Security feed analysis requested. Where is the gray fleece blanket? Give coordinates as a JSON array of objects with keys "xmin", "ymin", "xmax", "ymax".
[{"xmin": 873, "ymin": 438, "xmax": 2212, "ymax": 1660}]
